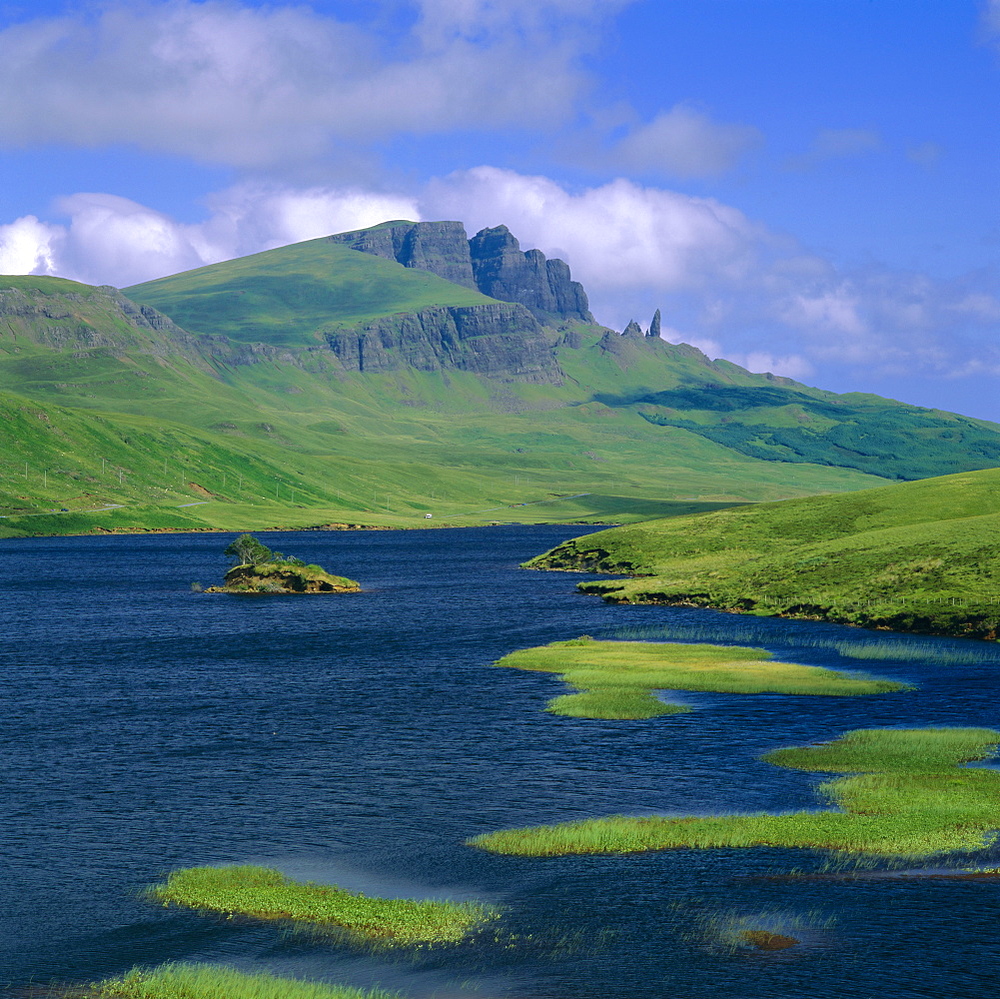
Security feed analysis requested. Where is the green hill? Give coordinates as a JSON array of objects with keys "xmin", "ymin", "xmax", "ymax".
[
  {"xmin": 2, "ymin": 220, "xmax": 999, "ymax": 538},
  {"xmin": 125, "ymin": 235, "xmax": 494, "ymax": 347},
  {"xmin": 526, "ymin": 467, "xmax": 1000, "ymax": 639}
]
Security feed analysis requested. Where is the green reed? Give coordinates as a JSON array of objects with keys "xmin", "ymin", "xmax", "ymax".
[
  {"xmin": 468, "ymin": 727, "xmax": 1000, "ymax": 858},
  {"xmin": 148, "ymin": 865, "xmax": 495, "ymax": 945}
]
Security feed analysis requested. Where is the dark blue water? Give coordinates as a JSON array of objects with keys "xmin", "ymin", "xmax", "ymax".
[{"xmin": 3, "ymin": 526, "xmax": 1000, "ymax": 999}]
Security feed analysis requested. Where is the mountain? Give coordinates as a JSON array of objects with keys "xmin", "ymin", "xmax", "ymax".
[
  {"xmin": 327, "ymin": 219, "xmax": 593, "ymax": 323},
  {"xmin": 1, "ymin": 220, "xmax": 999, "ymax": 537},
  {"xmin": 526, "ymin": 466, "xmax": 1000, "ymax": 640}
]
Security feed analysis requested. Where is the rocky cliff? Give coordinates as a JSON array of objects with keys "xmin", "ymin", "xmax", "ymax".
[
  {"xmin": 468, "ymin": 225, "xmax": 593, "ymax": 323},
  {"xmin": 327, "ymin": 220, "xmax": 479, "ymax": 291},
  {"xmin": 329, "ymin": 220, "xmax": 593, "ymax": 323},
  {"xmin": 324, "ymin": 300, "xmax": 560, "ymax": 382}
]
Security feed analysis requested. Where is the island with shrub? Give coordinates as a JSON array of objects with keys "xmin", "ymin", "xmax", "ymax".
[{"xmin": 205, "ymin": 534, "xmax": 361, "ymax": 594}]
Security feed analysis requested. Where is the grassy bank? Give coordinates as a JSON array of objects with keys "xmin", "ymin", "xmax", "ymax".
[
  {"xmin": 148, "ymin": 865, "xmax": 495, "ymax": 945},
  {"xmin": 71, "ymin": 963, "xmax": 399, "ymax": 999},
  {"xmin": 495, "ymin": 637, "xmax": 908, "ymax": 719},
  {"xmin": 527, "ymin": 468, "xmax": 1000, "ymax": 640},
  {"xmin": 468, "ymin": 727, "xmax": 1000, "ymax": 858}
]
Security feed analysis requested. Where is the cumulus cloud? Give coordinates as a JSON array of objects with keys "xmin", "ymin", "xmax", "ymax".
[
  {"xmin": 0, "ymin": 185, "xmax": 421, "ymax": 286},
  {"xmin": 609, "ymin": 105, "xmax": 763, "ymax": 178},
  {"xmin": 0, "ymin": 0, "xmax": 627, "ymax": 169},
  {"xmin": 2, "ymin": 166, "xmax": 998, "ymax": 387},
  {"xmin": 423, "ymin": 165, "xmax": 770, "ymax": 292},
  {"xmin": 0, "ymin": 215, "xmax": 59, "ymax": 275}
]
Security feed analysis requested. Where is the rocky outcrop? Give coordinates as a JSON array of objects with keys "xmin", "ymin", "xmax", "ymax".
[
  {"xmin": 468, "ymin": 225, "xmax": 593, "ymax": 323},
  {"xmin": 328, "ymin": 220, "xmax": 478, "ymax": 290},
  {"xmin": 329, "ymin": 220, "xmax": 593, "ymax": 323},
  {"xmin": 648, "ymin": 309, "xmax": 662, "ymax": 338},
  {"xmin": 325, "ymin": 301, "xmax": 561, "ymax": 382}
]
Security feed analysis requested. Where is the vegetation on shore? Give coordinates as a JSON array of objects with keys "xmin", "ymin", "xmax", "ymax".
[
  {"xmin": 494, "ymin": 636, "xmax": 907, "ymax": 719},
  {"xmin": 467, "ymin": 727, "xmax": 1000, "ymax": 858},
  {"xmin": 205, "ymin": 535, "xmax": 360, "ymax": 593},
  {"xmin": 148, "ymin": 865, "xmax": 495, "ymax": 945},
  {"xmin": 526, "ymin": 467, "xmax": 1000, "ymax": 640},
  {"xmin": 71, "ymin": 962, "xmax": 399, "ymax": 999}
]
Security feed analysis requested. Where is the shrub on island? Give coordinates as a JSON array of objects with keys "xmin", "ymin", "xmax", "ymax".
[{"xmin": 206, "ymin": 535, "xmax": 361, "ymax": 594}]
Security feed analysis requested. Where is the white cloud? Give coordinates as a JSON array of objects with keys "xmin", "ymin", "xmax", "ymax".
[
  {"xmin": 2, "ymin": 167, "xmax": 998, "ymax": 390},
  {"xmin": 0, "ymin": 215, "xmax": 60, "ymax": 275},
  {"xmin": 0, "ymin": 0, "xmax": 626, "ymax": 169},
  {"xmin": 0, "ymin": 186, "xmax": 421, "ymax": 286},
  {"xmin": 610, "ymin": 105, "xmax": 763, "ymax": 178},
  {"xmin": 423, "ymin": 165, "xmax": 768, "ymax": 291},
  {"xmin": 730, "ymin": 352, "xmax": 815, "ymax": 380}
]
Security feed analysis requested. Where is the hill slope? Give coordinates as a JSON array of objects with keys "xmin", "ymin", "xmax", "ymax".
[
  {"xmin": 527, "ymin": 467, "xmax": 1000, "ymax": 638},
  {"xmin": 125, "ymin": 235, "xmax": 496, "ymax": 347},
  {"xmin": 3, "ymin": 220, "xmax": 1000, "ymax": 536}
]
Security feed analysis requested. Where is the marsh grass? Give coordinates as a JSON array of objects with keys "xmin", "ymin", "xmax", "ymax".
[
  {"xmin": 495, "ymin": 637, "xmax": 908, "ymax": 720},
  {"xmin": 686, "ymin": 908, "xmax": 833, "ymax": 954},
  {"xmin": 612, "ymin": 623, "xmax": 1000, "ymax": 666},
  {"xmin": 148, "ymin": 866, "xmax": 495, "ymax": 945},
  {"xmin": 468, "ymin": 727, "xmax": 1000, "ymax": 858},
  {"xmin": 71, "ymin": 962, "xmax": 399, "ymax": 999}
]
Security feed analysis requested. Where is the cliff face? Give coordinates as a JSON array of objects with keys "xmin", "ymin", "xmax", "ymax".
[
  {"xmin": 328, "ymin": 220, "xmax": 478, "ymax": 291},
  {"xmin": 0, "ymin": 279, "xmax": 243, "ymax": 375},
  {"xmin": 468, "ymin": 225, "xmax": 593, "ymax": 323},
  {"xmin": 325, "ymin": 301, "xmax": 561, "ymax": 382},
  {"xmin": 329, "ymin": 220, "xmax": 593, "ymax": 323}
]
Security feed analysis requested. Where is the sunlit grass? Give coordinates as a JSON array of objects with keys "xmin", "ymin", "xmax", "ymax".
[
  {"xmin": 468, "ymin": 727, "xmax": 1000, "ymax": 858},
  {"xmin": 495, "ymin": 637, "xmax": 908, "ymax": 719},
  {"xmin": 148, "ymin": 865, "xmax": 495, "ymax": 945},
  {"xmin": 528, "ymin": 468, "xmax": 1000, "ymax": 640},
  {"xmin": 71, "ymin": 963, "xmax": 399, "ymax": 999}
]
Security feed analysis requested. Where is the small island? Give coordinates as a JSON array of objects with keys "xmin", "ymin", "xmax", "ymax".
[{"xmin": 206, "ymin": 534, "xmax": 361, "ymax": 594}]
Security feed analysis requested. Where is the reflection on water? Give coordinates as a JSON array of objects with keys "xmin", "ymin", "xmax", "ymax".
[{"xmin": 2, "ymin": 526, "xmax": 1000, "ymax": 998}]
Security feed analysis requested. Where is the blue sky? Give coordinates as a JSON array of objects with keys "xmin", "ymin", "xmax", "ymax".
[{"xmin": 1, "ymin": 0, "xmax": 998, "ymax": 419}]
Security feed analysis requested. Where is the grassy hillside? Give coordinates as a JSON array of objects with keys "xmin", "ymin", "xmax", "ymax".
[
  {"xmin": 586, "ymin": 359, "xmax": 1000, "ymax": 481},
  {"xmin": 125, "ymin": 236, "xmax": 493, "ymax": 346},
  {"xmin": 1, "ymin": 275, "xmax": 893, "ymax": 537},
  {"xmin": 5, "ymin": 223, "xmax": 1000, "ymax": 539},
  {"xmin": 527, "ymin": 468, "xmax": 1000, "ymax": 639}
]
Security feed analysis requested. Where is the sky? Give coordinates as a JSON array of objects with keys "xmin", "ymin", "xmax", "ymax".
[{"xmin": 0, "ymin": 0, "xmax": 998, "ymax": 420}]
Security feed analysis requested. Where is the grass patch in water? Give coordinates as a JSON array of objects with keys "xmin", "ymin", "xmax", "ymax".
[
  {"xmin": 612, "ymin": 622, "xmax": 1000, "ymax": 666},
  {"xmin": 495, "ymin": 637, "xmax": 908, "ymax": 719},
  {"xmin": 148, "ymin": 865, "xmax": 495, "ymax": 945},
  {"xmin": 70, "ymin": 962, "xmax": 399, "ymax": 999},
  {"xmin": 468, "ymin": 727, "xmax": 1000, "ymax": 858}
]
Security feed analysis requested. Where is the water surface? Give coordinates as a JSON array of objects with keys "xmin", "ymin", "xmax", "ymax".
[{"xmin": 2, "ymin": 526, "xmax": 999, "ymax": 998}]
